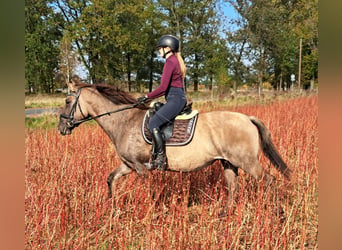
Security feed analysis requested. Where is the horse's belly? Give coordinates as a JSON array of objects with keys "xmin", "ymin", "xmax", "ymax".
[{"xmin": 166, "ymin": 152, "xmax": 215, "ymax": 172}]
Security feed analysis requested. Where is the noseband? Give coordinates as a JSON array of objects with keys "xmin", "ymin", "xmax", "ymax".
[
  {"xmin": 60, "ymin": 88, "xmax": 87, "ymax": 129},
  {"xmin": 60, "ymin": 87, "xmax": 139, "ymax": 129}
]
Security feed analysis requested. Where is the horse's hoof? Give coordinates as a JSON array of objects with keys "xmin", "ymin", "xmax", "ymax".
[
  {"xmin": 273, "ymin": 206, "xmax": 286, "ymax": 223},
  {"xmin": 144, "ymin": 162, "xmax": 155, "ymax": 171},
  {"xmin": 218, "ymin": 210, "xmax": 228, "ymax": 218}
]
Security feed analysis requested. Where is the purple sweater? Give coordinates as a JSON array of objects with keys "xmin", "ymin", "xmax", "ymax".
[{"xmin": 147, "ymin": 55, "xmax": 183, "ymax": 99}]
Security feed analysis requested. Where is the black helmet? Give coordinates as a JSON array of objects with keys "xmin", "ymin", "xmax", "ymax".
[{"xmin": 157, "ymin": 35, "xmax": 179, "ymax": 52}]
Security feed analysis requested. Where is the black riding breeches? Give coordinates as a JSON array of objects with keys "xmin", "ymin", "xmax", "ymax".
[{"xmin": 148, "ymin": 87, "xmax": 187, "ymax": 133}]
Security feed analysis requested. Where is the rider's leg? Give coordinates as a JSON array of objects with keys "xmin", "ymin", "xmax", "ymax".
[
  {"xmin": 151, "ymin": 127, "xmax": 167, "ymax": 170},
  {"xmin": 146, "ymin": 88, "xmax": 187, "ymax": 170}
]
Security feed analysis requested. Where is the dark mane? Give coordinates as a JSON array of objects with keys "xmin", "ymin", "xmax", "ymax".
[
  {"xmin": 74, "ymin": 81, "xmax": 148, "ymax": 109},
  {"xmin": 95, "ymin": 84, "xmax": 138, "ymax": 105}
]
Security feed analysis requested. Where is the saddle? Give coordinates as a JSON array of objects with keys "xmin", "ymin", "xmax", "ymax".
[{"xmin": 142, "ymin": 102, "xmax": 199, "ymax": 146}]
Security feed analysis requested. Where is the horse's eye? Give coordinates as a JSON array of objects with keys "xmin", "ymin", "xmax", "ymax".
[{"xmin": 66, "ymin": 99, "xmax": 71, "ymax": 105}]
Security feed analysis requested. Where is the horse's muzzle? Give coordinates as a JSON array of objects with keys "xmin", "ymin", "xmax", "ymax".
[
  {"xmin": 58, "ymin": 123, "xmax": 72, "ymax": 135},
  {"xmin": 58, "ymin": 117, "xmax": 73, "ymax": 135}
]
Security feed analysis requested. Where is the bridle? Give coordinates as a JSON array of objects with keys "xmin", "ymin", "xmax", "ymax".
[{"xmin": 60, "ymin": 87, "xmax": 138, "ymax": 129}]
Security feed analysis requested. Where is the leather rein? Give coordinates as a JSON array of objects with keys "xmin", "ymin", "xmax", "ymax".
[{"xmin": 60, "ymin": 87, "xmax": 138, "ymax": 129}]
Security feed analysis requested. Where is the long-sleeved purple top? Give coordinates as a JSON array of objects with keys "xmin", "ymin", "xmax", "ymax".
[{"xmin": 147, "ymin": 55, "xmax": 183, "ymax": 99}]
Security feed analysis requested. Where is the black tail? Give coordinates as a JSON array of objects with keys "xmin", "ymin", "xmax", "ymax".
[{"xmin": 249, "ymin": 116, "xmax": 292, "ymax": 180}]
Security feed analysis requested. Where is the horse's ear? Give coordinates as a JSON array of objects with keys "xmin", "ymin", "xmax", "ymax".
[{"xmin": 66, "ymin": 79, "xmax": 77, "ymax": 92}]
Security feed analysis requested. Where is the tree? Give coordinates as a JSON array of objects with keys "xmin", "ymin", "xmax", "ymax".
[
  {"xmin": 226, "ymin": 0, "xmax": 318, "ymax": 92},
  {"xmin": 58, "ymin": 30, "xmax": 78, "ymax": 83},
  {"xmin": 156, "ymin": 0, "xmax": 223, "ymax": 91},
  {"xmin": 226, "ymin": 27, "xmax": 250, "ymax": 95},
  {"xmin": 186, "ymin": 0, "xmax": 223, "ymax": 91},
  {"xmin": 137, "ymin": 0, "xmax": 165, "ymax": 92},
  {"xmin": 203, "ymin": 38, "xmax": 230, "ymax": 91},
  {"xmin": 25, "ymin": 0, "xmax": 317, "ymax": 94},
  {"xmin": 54, "ymin": 0, "xmax": 106, "ymax": 83},
  {"xmin": 54, "ymin": 0, "xmax": 153, "ymax": 89},
  {"xmin": 25, "ymin": 0, "xmax": 63, "ymax": 93},
  {"xmin": 290, "ymin": 0, "xmax": 318, "ymax": 88},
  {"xmin": 243, "ymin": 0, "xmax": 285, "ymax": 94}
]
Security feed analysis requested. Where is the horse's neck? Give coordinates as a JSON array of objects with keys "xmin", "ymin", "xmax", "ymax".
[
  {"xmin": 81, "ymin": 89, "xmax": 143, "ymax": 143},
  {"xmin": 88, "ymin": 100, "xmax": 142, "ymax": 141},
  {"xmin": 83, "ymin": 90, "xmax": 126, "ymax": 120}
]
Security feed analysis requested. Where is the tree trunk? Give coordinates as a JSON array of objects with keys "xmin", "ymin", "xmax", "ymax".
[
  {"xmin": 127, "ymin": 53, "xmax": 131, "ymax": 92},
  {"xmin": 149, "ymin": 50, "xmax": 154, "ymax": 92},
  {"xmin": 194, "ymin": 77, "xmax": 198, "ymax": 92},
  {"xmin": 258, "ymin": 73, "xmax": 262, "ymax": 96},
  {"xmin": 209, "ymin": 74, "xmax": 213, "ymax": 90}
]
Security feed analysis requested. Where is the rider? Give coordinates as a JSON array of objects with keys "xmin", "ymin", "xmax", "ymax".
[{"xmin": 138, "ymin": 34, "xmax": 187, "ymax": 170}]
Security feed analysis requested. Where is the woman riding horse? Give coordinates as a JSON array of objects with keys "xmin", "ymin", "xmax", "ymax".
[{"xmin": 138, "ymin": 35, "xmax": 187, "ymax": 171}]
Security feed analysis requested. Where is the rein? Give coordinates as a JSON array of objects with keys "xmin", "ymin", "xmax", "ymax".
[{"xmin": 60, "ymin": 87, "xmax": 139, "ymax": 129}]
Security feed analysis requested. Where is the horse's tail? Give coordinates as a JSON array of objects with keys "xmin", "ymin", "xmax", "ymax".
[{"xmin": 249, "ymin": 116, "xmax": 292, "ymax": 180}]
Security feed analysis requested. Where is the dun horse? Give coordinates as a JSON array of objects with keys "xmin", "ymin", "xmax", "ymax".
[{"xmin": 58, "ymin": 79, "xmax": 291, "ymax": 213}]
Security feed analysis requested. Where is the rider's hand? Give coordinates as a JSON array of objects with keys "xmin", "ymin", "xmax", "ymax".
[{"xmin": 137, "ymin": 95, "xmax": 149, "ymax": 104}]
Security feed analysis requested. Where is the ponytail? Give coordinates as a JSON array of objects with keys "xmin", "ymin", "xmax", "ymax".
[{"xmin": 175, "ymin": 52, "xmax": 187, "ymax": 78}]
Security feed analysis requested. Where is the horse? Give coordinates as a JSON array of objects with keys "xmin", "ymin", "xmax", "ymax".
[{"xmin": 58, "ymin": 79, "xmax": 291, "ymax": 214}]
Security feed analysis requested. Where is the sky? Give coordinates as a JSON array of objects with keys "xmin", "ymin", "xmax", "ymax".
[
  {"xmin": 219, "ymin": 1, "xmax": 240, "ymax": 34},
  {"xmin": 221, "ymin": 1, "xmax": 239, "ymax": 20}
]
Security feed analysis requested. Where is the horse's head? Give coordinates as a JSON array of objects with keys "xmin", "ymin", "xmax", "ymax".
[{"xmin": 58, "ymin": 79, "xmax": 89, "ymax": 135}]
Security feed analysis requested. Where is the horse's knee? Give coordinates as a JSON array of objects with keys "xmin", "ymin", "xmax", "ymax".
[{"xmin": 107, "ymin": 164, "xmax": 132, "ymax": 198}]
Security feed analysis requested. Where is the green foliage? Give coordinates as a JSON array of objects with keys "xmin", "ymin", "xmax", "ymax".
[
  {"xmin": 25, "ymin": 115, "xmax": 59, "ymax": 129},
  {"xmin": 25, "ymin": 0, "xmax": 64, "ymax": 93},
  {"xmin": 25, "ymin": 114, "xmax": 97, "ymax": 129},
  {"xmin": 181, "ymin": 0, "xmax": 224, "ymax": 91},
  {"xmin": 227, "ymin": 0, "xmax": 318, "ymax": 90},
  {"xmin": 25, "ymin": 0, "xmax": 318, "ymax": 93}
]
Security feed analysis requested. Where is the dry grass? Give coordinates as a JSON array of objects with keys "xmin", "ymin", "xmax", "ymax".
[
  {"xmin": 25, "ymin": 95, "xmax": 318, "ymax": 249},
  {"xmin": 25, "ymin": 94, "xmax": 66, "ymax": 109}
]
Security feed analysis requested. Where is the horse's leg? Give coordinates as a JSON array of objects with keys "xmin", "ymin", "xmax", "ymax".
[
  {"xmin": 220, "ymin": 160, "xmax": 239, "ymax": 216},
  {"xmin": 244, "ymin": 157, "xmax": 275, "ymax": 190},
  {"xmin": 244, "ymin": 158, "xmax": 286, "ymax": 220},
  {"xmin": 107, "ymin": 163, "xmax": 132, "ymax": 199}
]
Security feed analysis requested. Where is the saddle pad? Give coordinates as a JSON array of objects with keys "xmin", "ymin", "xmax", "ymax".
[
  {"xmin": 175, "ymin": 110, "xmax": 199, "ymax": 120},
  {"xmin": 142, "ymin": 111, "xmax": 198, "ymax": 146}
]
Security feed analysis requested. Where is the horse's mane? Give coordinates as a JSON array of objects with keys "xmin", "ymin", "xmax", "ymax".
[
  {"xmin": 74, "ymin": 81, "xmax": 148, "ymax": 109},
  {"xmin": 95, "ymin": 84, "xmax": 138, "ymax": 105}
]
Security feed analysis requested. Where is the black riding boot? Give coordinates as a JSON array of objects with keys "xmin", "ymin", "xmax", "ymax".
[{"xmin": 151, "ymin": 128, "xmax": 167, "ymax": 170}]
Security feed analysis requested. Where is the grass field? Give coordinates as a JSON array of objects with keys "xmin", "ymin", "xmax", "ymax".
[{"xmin": 25, "ymin": 94, "xmax": 318, "ymax": 248}]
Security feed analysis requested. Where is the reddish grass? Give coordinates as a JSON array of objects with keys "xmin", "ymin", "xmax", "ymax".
[{"xmin": 25, "ymin": 95, "xmax": 318, "ymax": 249}]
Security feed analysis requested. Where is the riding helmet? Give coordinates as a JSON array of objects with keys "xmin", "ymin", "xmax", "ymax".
[{"xmin": 157, "ymin": 35, "xmax": 179, "ymax": 52}]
